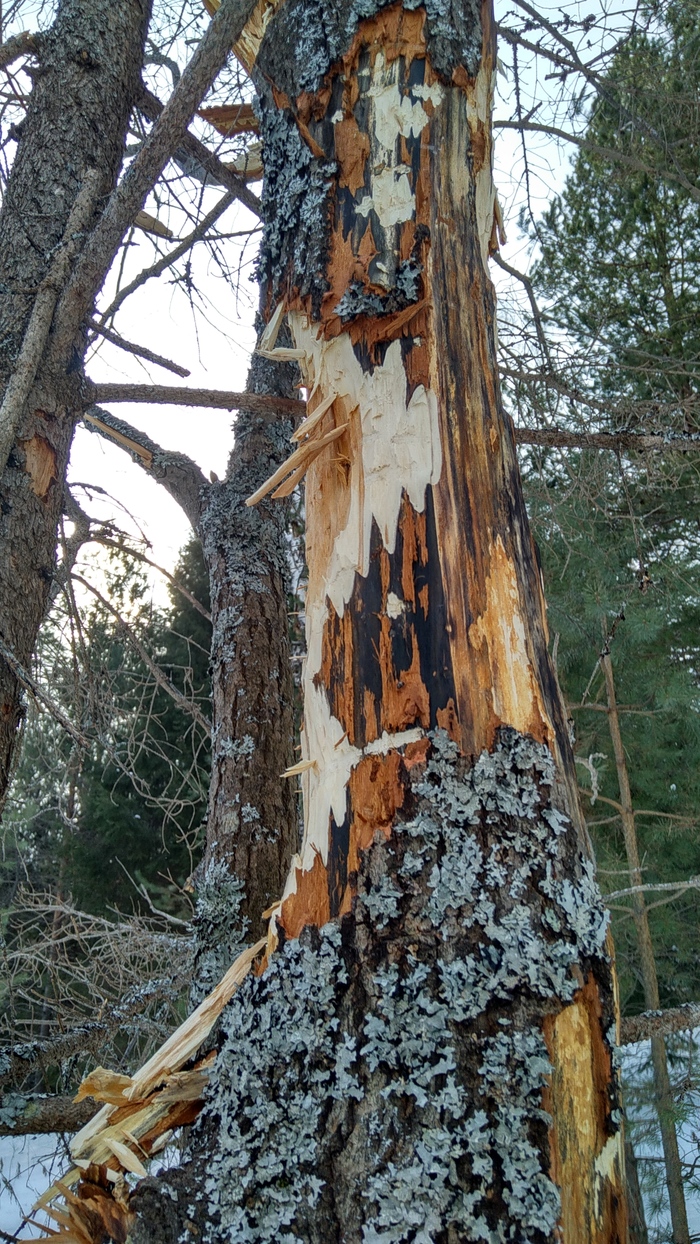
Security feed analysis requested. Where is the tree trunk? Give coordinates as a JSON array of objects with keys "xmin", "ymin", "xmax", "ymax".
[
  {"xmin": 0, "ymin": 0, "xmax": 152, "ymax": 811},
  {"xmin": 132, "ymin": 1, "xmax": 628, "ymax": 1239},
  {"xmin": 602, "ymin": 651, "xmax": 689, "ymax": 1244},
  {"xmin": 192, "ymin": 341, "xmax": 300, "ymax": 993}
]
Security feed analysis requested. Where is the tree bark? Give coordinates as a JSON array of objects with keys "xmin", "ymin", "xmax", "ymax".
[
  {"xmin": 602, "ymin": 652, "xmax": 689, "ymax": 1244},
  {"xmin": 192, "ymin": 341, "xmax": 300, "ymax": 992},
  {"xmin": 0, "ymin": 0, "xmax": 152, "ymax": 812},
  {"xmin": 132, "ymin": 0, "xmax": 628, "ymax": 1239}
]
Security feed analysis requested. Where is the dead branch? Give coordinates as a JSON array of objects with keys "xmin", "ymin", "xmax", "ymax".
[
  {"xmin": 90, "ymin": 535, "xmax": 211, "ymax": 621},
  {"xmin": 70, "ymin": 573, "xmax": 212, "ymax": 736},
  {"xmin": 606, "ymin": 877, "xmax": 700, "ymax": 901},
  {"xmin": 86, "ymin": 381, "xmax": 305, "ymax": 418},
  {"xmin": 0, "ymin": 169, "xmax": 101, "ymax": 474},
  {"xmin": 82, "ymin": 405, "xmax": 208, "ymax": 530},
  {"xmin": 0, "ymin": 1094, "xmax": 97, "ymax": 1136},
  {"xmin": 96, "ymin": 189, "xmax": 239, "ymax": 325},
  {"xmin": 139, "ymin": 86, "xmax": 261, "ymax": 217},
  {"xmin": 0, "ymin": 634, "xmax": 92, "ymax": 751},
  {"xmin": 88, "ymin": 319, "xmax": 190, "ymax": 378},
  {"xmin": 493, "ymin": 119, "xmax": 700, "ymax": 204},
  {"xmin": 620, "ymin": 1004, "xmax": 700, "ymax": 1046},
  {"xmin": 47, "ymin": 0, "xmax": 260, "ymax": 371},
  {"xmin": 0, "ymin": 976, "xmax": 182, "ymax": 1089},
  {"xmin": 493, "ymin": 253, "xmax": 552, "ymax": 369}
]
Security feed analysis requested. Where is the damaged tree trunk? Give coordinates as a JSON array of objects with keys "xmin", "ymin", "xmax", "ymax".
[{"xmin": 133, "ymin": 0, "xmax": 629, "ymax": 1238}]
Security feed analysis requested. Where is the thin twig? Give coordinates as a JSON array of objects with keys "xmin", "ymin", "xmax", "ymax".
[
  {"xmin": 71, "ymin": 573, "xmax": 212, "ymax": 736},
  {"xmin": 0, "ymin": 634, "xmax": 92, "ymax": 751}
]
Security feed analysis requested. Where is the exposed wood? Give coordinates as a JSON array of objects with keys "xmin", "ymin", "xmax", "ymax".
[
  {"xmin": 198, "ymin": 102, "xmax": 260, "ymax": 134},
  {"xmin": 133, "ymin": 210, "xmax": 173, "ymax": 239}
]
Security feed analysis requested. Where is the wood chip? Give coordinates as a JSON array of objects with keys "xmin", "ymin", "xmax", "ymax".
[
  {"xmin": 290, "ymin": 392, "xmax": 335, "ymax": 442},
  {"xmin": 105, "ymin": 1139, "xmax": 148, "ymax": 1178},
  {"xmin": 74, "ymin": 1068, "xmax": 133, "ymax": 1105},
  {"xmin": 281, "ymin": 758, "xmax": 317, "ymax": 777}
]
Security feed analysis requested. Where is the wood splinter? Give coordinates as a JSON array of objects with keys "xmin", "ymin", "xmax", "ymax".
[{"xmin": 245, "ymin": 423, "xmax": 348, "ymax": 506}]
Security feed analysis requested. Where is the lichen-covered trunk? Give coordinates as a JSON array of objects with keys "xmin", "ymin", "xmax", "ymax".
[
  {"xmin": 0, "ymin": 0, "xmax": 151, "ymax": 810},
  {"xmin": 133, "ymin": 1, "xmax": 628, "ymax": 1240}
]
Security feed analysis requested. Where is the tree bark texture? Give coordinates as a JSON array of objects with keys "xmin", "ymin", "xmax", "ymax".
[
  {"xmin": 133, "ymin": 1, "xmax": 627, "ymax": 1240},
  {"xmin": 0, "ymin": 0, "xmax": 152, "ymax": 811},
  {"xmin": 192, "ymin": 342, "xmax": 300, "ymax": 992}
]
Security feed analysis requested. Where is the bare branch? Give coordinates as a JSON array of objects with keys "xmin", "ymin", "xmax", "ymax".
[
  {"xmin": 620, "ymin": 1004, "xmax": 700, "ymax": 1046},
  {"xmin": 139, "ymin": 85, "xmax": 261, "ymax": 217},
  {"xmin": 71, "ymin": 573, "xmax": 212, "ymax": 736},
  {"xmin": 96, "ymin": 188, "xmax": 238, "ymax": 324},
  {"xmin": 82, "ymin": 405, "xmax": 208, "ymax": 530},
  {"xmin": 606, "ymin": 877, "xmax": 700, "ymax": 901},
  {"xmin": 0, "ymin": 634, "xmax": 92, "ymax": 751},
  {"xmin": 48, "ymin": 0, "xmax": 260, "ymax": 369},
  {"xmin": 513, "ymin": 427, "xmax": 700, "ymax": 453},
  {"xmin": 86, "ymin": 381, "xmax": 305, "ymax": 418},
  {"xmin": 493, "ymin": 119, "xmax": 700, "ymax": 204},
  {"xmin": 88, "ymin": 319, "xmax": 190, "ymax": 378},
  {"xmin": 91, "ymin": 535, "xmax": 211, "ymax": 622}
]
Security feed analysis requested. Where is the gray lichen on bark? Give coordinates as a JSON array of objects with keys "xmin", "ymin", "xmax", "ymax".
[{"xmin": 142, "ymin": 729, "xmax": 618, "ymax": 1244}]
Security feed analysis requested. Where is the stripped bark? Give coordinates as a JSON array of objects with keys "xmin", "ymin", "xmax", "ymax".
[
  {"xmin": 131, "ymin": 1, "xmax": 628, "ymax": 1239},
  {"xmin": 602, "ymin": 652, "xmax": 689, "ymax": 1244}
]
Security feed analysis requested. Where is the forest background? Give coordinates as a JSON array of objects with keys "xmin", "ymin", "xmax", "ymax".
[{"xmin": 1, "ymin": 0, "xmax": 700, "ymax": 1240}]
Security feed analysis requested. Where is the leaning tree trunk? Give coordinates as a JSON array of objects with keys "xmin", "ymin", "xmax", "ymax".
[
  {"xmin": 133, "ymin": 0, "xmax": 628, "ymax": 1240},
  {"xmin": 0, "ymin": 0, "xmax": 152, "ymax": 810}
]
